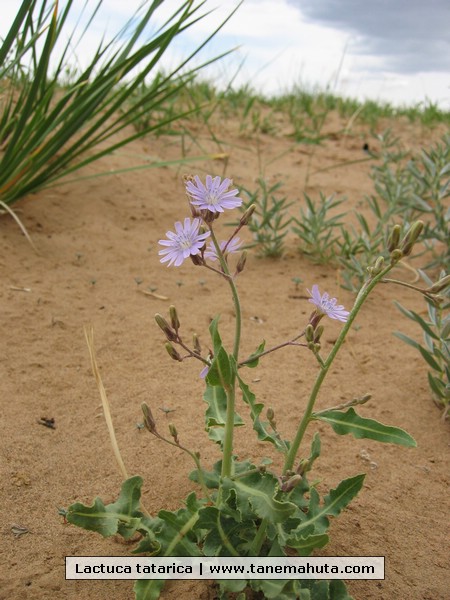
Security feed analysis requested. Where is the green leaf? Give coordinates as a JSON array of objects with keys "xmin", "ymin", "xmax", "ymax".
[
  {"xmin": 196, "ymin": 506, "xmax": 242, "ymax": 556},
  {"xmin": 244, "ymin": 340, "xmax": 266, "ymax": 368},
  {"xmin": 134, "ymin": 579, "xmax": 166, "ymax": 600},
  {"xmin": 222, "ymin": 471, "xmax": 297, "ymax": 523},
  {"xmin": 237, "ymin": 374, "xmax": 287, "ymax": 452},
  {"xmin": 286, "ymin": 533, "xmax": 329, "ymax": 556},
  {"xmin": 428, "ymin": 372, "xmax": 447, "ymax": 399},
  {"xmin": 66, "ymin": 476, "xmax": 144, "ymax": 537},
  {"xmin": 206, "ymin": 347, "xmax": 233, "ymax": 388},
  {"xmin": 417, "ymin": 345, "xmax": 443, "ymax": 372},
  {"xmin": 393, "ymin": 331, "xmax": 422, "ymax": 350},
  {"xmin": 294, "ymin": 475, "xmax": 365, "ymax": 536},
  {"xmin": 315, "ymin": 408, "xmax": 417, "ymax": 447},
  {"xmin": 209, "ymin": 315, "xmax": 224, "ymax": 354},
  {"xmin": 394, "ymin": 302, "xmax": 439, "ymax": 340},
  {"xmin": 203, "ymin": 385, "xmax": 244, "ymax": 446}
]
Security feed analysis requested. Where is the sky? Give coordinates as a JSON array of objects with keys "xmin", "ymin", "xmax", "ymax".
[{"xmin": 1, "ymin": 0, "xmax": 449, "ymax": 109}]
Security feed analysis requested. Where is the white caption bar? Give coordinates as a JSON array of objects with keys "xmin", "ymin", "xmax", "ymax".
[{"xmin": 66, "ymin": 556, "xmax": 384, "ymax": 580}]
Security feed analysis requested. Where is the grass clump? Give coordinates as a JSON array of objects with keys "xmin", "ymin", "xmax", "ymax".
[{"xmin": 0, "ymin": 0, "xmax": 236, "ymax": 208}]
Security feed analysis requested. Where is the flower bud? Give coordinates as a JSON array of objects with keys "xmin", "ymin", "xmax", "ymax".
[
  {"xmin": 280, "ymin": 474, "xmax": 302, "ymax": 493},
  {"xmin": 169, "ymin": 305, "xmax": 180, "ymax": 331},
  {"xmin": 141, "ymin": 402, "xmax": 157, "ymax": 433},
  {"xmin": 190, "ymin": 253, "xmax": 204, "ymax": 266},
  {"xmin": 169, "ymin": 423, "xmax": 179, "ymax": 443},
  {"xmin": 305, "ymin": 324, "xmax": 314, "ymax": 343},
  {"xmin": 313, "ymin": 325, "xmax": 324, "ymax": 343},
  {"xmin": 193, "ymin": 333, "xmax": 201, "ymax": 355},
  {"xmin": 236, "ymin": 250, "xmax": 247, "ymax": 275},
  {"xmin": 155, "ymin": 313, "xmax": 177, "ymax": 342},
  {"xmin": 372, "ymin": 256, "xmax": 385, "ymax": 275},
  {"xmin": 427, "ymin": 274, "xmax": 450, "ymax": 294},
  {"xmin": 400, "ymin": 220, "xmax": 424, "ymax": 256},
  {"xmin": 387, "ymin": 224, "xmax": 401, "ymax": 252},
  {"xmin": 239, "ymin": 204, "xmax": 256, "ymax": 227},
  {"xmin": 266, "ymin": 407, "xmax": 275, "ymax": 421},
  {"xmin": 296, "ymin": 459, "xmax": 310, "ymax": 476},
  {"xmin": 390, "ymin": 248, "xmax": 403, "ymax": 265},
  {"xmin": 165, "ymin": 342, "xmax": 182, "ymax": 362}
]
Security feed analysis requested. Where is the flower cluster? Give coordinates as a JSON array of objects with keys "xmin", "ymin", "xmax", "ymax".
[{"xmin": 158, "ymin": 175, "xmax": 242, "ymax": 268}]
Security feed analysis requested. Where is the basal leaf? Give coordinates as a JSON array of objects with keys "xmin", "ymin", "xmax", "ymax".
[
  {"xmin": 314, "ymin": 408, "xmax": 417, "ymax": 447},
  {"xmin": 197, "ymin": 506, "xmax": 243, "ymax": 556},
  {"xmin": 222, "ymin": 471, "xmax": 297, "ymax": 523},
  {"xmin": 134, "ymin": 579, "xmax": 166, "ymax": 600},
  {"xmin": 66, "ymin": 476, "xmax": 144, "ymax": 537},
  {"xmin": 294, "ymin": 475, "xmax": 365, "ymax": 536},
  {"xmin": 285, "ymin": 533, "xmax": 329, "ymax": 556}
]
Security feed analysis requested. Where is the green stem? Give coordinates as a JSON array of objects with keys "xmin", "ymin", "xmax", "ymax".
[
  {"xmin": 283, "ymin": 263, "xmax": 394, "ymax": 474},
  {"xmin": 208, "ymin": 227, "xmax": 242, "ymax": 480},
  {"xmin": 249, "ymin": 518, "xmax": 268, "ymax": 556},
  {"xmin": 221, "ymin": 385, "xmax": 236, "ymax": 479}
]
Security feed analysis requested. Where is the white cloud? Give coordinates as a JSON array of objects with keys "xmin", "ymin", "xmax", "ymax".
[{"xmin": 1, "ymin": 0, "xmax": 449, "ymax": 108}]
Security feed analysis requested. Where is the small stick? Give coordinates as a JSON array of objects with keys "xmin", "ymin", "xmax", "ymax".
[{"xmin": 137, "ymin": 289, "xmax": 169, "ymax": 300}]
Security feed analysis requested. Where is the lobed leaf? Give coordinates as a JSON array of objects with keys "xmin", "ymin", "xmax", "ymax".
[
  {"xmin": 66, "ymin": 476, "xmax": 145, "ymax": 538},
  {"xmin": 237, "ymin": 375, "xmax": 287, "ymax": 452}
]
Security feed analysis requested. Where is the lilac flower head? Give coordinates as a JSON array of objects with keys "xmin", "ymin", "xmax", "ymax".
[
  {"xmin": 204, "ymin": 237, "xmax": 243, "ymax": 261},
  {"xmin": 307, "ymin": 284, "xmax": 349, "ymax": 322},
  {"xmin": 185, "ymin": 175, "xmax": 242, "ymax": 214},
  {"xmin": 158, "ymin": 217, "xmax": 210, "ymax": 267}
]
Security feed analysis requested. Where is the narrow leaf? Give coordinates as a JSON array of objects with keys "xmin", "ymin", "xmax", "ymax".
[{"xmin": 315, "ymin": 408, "xmax": 417, "ymax": 447}]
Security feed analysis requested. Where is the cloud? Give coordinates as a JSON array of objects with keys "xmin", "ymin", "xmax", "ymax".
[{"xmin": 287, "ymin": 0, "xmax": 450, "ymax": 74}]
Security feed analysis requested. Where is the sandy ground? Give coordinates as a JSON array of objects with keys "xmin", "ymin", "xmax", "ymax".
[{"xmin": 1, "ymin": 110, "xmax": 449, "ymax": 600}]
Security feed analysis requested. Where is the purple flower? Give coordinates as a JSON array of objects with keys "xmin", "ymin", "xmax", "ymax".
[
  {"xmin": 307, "ymin": 284, "xmax": 349, "ymax": 322},
  {"xmin": 204, "ymin": 237, "xmax": 243, "ymax": 261},
  {"xmin": 185, "ymin": 175, "xmax": 242, "ymax": 214},
  {"xmin": 158, "ymin": 217, "xmax": 210, "ymax": 267}
]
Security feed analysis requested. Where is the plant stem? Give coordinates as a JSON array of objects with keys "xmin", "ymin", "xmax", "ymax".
[
  {"xmin": 208, "ymin": 227, "xmax": 242, "ymax": 479},
  {"xmin": 249, "ymin": 518, "xmax": 268, "ymax": 556},
  {"xmin": 283, "ymin": 263, "xmax": 394, "ymax": 474}
]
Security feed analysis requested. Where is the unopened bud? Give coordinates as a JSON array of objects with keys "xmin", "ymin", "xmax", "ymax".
[
  {"xmin": 141, "ymin": 402, "xmax": 157, "ymax": 433},
  {"xmin": 190, "ymin": 253, "xmax": 204, "ymax": 266},
  {"xmin": 193, "ymin": 333, "xmax": 201, "ymax": 355},
  {"xmin": 266, "ymin": 407, "xmax": 275, "ymax": 421},
  {"xmin": 387, "ymin": 224, "xmax": 401, "ymax": 252},
  {"xmin": 169, "ymin": 305, "xmax": 180, "ymax": 331},
  {"xmin": 360, "ymin": 393, "xmax": 372, "ymax": 404},
  {"xmin": 169, "ymin": 423, "xmax": 179, "ymax": 443},
  {"xmin": 240, "ymin": 204, "xmax": 256, "ymax": 227},
  {"xmin": 400, "ymin": 220, "xmax": 424, "ymax": 256},
  {"xmin": 280, "ymin": 474, "xmax": 303, "ymax": 493},
  {"xmin": 236, "ymin": 250, "xmax": 247, "ymax": 274},
  {"xmin": 305, "ymin": 324, "xmax": 314, "ymax": 343},
  {"xmin": 390, "ymin": 248, "xmax": 403, "ymax": 265},
  {"xmin": 428, "ymin": 274, "xmax": 450, "ymax": 294},
  {"xmin": 367, "ymin": 256, "xmax": 384, "ymax": 276},
  {"xmin": 165, "ymin": 342, "xmax": 182, "ymax": 362},
  {"xmin": 296, "ymin": 459, "xmax": 310, "ymax": 476},
  {"xmin": 155, "ymin": 313, "xmax": 177, "ymax": 342},
  {"xmin": 313, "ymin": 325, "xmax": 324, "ymax": 343}
]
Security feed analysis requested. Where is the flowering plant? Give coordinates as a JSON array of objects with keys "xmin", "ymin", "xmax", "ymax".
[{"xmin": 65, "ymin": 176, "xmax": 444, "ymax": 600}]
